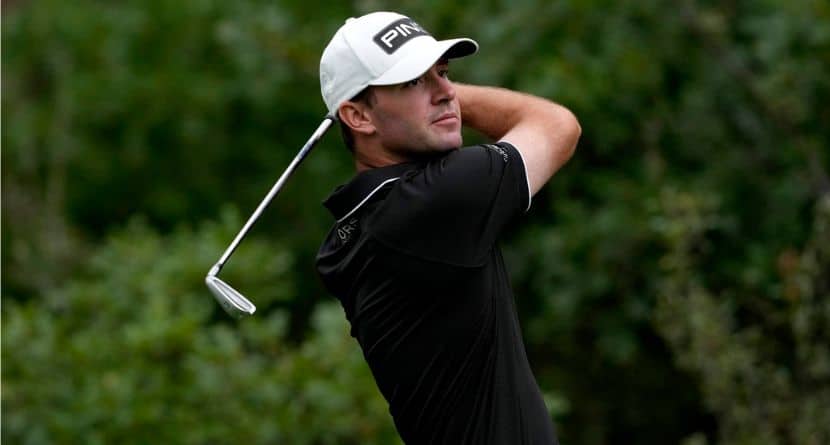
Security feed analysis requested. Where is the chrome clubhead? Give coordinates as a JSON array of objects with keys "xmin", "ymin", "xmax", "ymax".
[{"xmin": 205, "ymin": 274, "xmax": 256, "ymax": 318}]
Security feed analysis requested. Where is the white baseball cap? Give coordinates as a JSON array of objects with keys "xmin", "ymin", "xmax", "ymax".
[{"xmin": 320, "ymin": 11, "xmax": 479, "ymax": 117}]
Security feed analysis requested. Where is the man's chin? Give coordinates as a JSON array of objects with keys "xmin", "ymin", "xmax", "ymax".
[
  {"xmin": 394, "ymin": 134, "xmax": 463, "ymax": 160},
  {"xmin": 434, "ymin": 134, "xmax": 463, "ymax": 151},
  {"xmin": 405, "ymin": 141, "xmax": 461, "ymax": 161}
]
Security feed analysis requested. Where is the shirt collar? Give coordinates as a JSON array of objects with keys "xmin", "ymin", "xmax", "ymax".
[{"xmin": 323, "ymin": 162, "xmax": 419, "ymax": 222}]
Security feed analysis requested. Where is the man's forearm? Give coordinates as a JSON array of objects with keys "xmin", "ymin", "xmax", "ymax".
[{"xmin": 456, "ymin": 83, "xmax": 576, "ymax": 141}]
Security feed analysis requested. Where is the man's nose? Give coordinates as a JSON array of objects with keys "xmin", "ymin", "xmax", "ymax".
[{"xmin": 430, "ymin": 71, "xmax": 455, "ymax": 104}]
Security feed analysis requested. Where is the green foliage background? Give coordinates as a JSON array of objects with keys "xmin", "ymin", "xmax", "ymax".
[{"xmin": 3, "ymin": 0, "xmax": 828, "ymax": 444}]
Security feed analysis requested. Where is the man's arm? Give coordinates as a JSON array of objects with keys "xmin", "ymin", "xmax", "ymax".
[{"xmin": 456, "ymin": 84, "xmax": 581, "ymax": 196}]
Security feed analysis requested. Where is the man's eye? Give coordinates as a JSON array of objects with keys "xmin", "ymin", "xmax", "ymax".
[
  {"xmin": 405, "ymin": 77, "xmax": 422, "ymax": 87},
  {"xmin": 439, "ymin": 69, "xmax": 450, "ymax": 78}
]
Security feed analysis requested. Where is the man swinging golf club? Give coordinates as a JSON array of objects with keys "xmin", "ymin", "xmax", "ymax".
[{"xmin": 315, "ymin": 11, "xmax": 580, "ymax": 445}]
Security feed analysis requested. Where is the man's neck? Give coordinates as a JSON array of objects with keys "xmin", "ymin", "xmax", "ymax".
[{"xmin": 353, "ymin": 144, "xmax": 410, "ymax": 172}]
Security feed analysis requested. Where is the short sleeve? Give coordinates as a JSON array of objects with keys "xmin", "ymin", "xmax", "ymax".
[{"xmin": 368, "ymin": 141, "xmax": 531, "ymax": 267}]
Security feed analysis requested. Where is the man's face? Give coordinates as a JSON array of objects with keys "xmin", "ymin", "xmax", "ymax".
[{"xmin": 367, "ymin": 60, "xmax": 462, "ymax": 158}]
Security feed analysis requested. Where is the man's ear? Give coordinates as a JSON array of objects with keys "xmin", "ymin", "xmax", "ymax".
[{"xmin": 338, "ymin": 101, "xmax": 376, "ymax": 136}]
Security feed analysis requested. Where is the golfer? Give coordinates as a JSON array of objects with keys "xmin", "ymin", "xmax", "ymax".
[{"xmin": 316, "ymin": 11, "xmax": 580, "ymax": 445}]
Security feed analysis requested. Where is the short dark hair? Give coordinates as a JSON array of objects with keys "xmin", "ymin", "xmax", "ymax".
[{"xmin": 338, "ymin": 87, "xmax": 375, "ymax": 153}]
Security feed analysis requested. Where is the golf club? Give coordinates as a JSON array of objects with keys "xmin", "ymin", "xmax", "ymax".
[{"xmin": 206, "ymin": 115, "xmax": 336, "ymax": 318}]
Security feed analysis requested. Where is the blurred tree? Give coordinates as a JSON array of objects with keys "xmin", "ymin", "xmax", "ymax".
[
  {"xmin": 2, "ymin": 213, "xmax": 401, "ymax": 444},
  {"xmin": 653, "ymin": 193, "xmax": 830, "ymax": 445}
]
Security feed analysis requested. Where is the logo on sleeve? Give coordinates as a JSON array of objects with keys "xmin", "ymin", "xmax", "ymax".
[
  {"xmin": 485, "ymin": 144, "xmax": 509, "ymax": 163},
  {"xmin": 373, "ymin": 18, "xmax": 430, "ymax": 54}
]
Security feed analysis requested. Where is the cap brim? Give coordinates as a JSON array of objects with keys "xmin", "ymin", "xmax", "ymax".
[{"xmin": 370, "ymin": 37, "xmax": 478, "ymax": 86}]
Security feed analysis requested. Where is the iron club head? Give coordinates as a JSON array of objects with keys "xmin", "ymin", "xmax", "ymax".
[{"xmin": 205, "ymin": 275, "xmax": 256, "ymax": 318}]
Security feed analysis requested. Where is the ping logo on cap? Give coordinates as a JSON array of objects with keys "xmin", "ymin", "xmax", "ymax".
[{"xmin": 373, "ymin": 18, "xmax": 430, "ymax": 54}]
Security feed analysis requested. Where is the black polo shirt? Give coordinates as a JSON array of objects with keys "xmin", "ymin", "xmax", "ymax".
[{"xmin": 316, "ymin": 142, "xmax": 557, "ymax": 445}]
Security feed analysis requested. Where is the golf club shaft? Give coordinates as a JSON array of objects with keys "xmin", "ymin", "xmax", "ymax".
[{"xmin": 209, "ymin": 116, "xmax": 335, "ymax": 276}]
